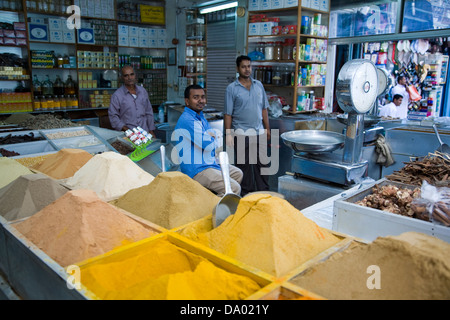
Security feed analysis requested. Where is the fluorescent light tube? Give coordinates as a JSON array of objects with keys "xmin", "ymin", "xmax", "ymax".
[{"xmin": 199, "ymin": 2, "xmax": 238, "ymax": 14}]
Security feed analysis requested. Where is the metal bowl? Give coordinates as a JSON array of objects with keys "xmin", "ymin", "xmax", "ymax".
[
  {"xmin": 281, "ymin": 130, "xmax": 345, "ymax": 153},
  {"xmin": 337, "ymin": 114, "xmax": 381, "ymax": 127}
]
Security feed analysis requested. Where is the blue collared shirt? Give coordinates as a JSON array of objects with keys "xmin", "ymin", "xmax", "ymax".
[
  {"xmin": 108, "ymin": 85, "xmax": 156, "ymax": 132},
  {"xmin": 224, "ymin": 77, "xmax": 269, "ymax": 134},
  {"xmin": 174, "ymin": 107, "xmax": 220, "ymax": 178}
]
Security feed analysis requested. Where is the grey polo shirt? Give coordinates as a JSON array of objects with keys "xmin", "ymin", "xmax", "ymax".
[{"xmin": 224, "ymin": 77, "xmax": 269, "ymax": 135}]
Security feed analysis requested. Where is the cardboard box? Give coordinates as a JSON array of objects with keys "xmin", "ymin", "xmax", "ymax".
[
  {"xmin": 129, "ymin": 36, "xmax": 139, "ymax": 47},
  {"xmin": 156, "ymin": 28, "xmax": 166, "ymax": 40},
  {"xmin": 148, "ymin": 28, "xmax": 157, "ymax": 39},
  {"xmin": 118, "ymin": 35, "xmax": 128, "ymax": 46},
  {"xmin": 284, "ymin": 0, "xmax": 298, "ymax": 7},
  {"xmin": 48, "ymin": 18, "xmax": 63, "ymax": 30},
  {"xmin": 310, "ymin": 0, "xmax": 320, "ymax": 10},
  {"xmin": 320, "ymin": 0, "xmax": 329, "ymax": 11},
  {"xmin": 62, "ymin": 29, "xmax": 76, "ymax": 43},
  {"xmin": 157, "ymin": 38, "xmax": 166, "ymax": 48},
  {"xmin": 260, "ymin": 21, "xmax": 274, "ymax": 35},
  {"xmin": 139, "ymin": 37, "xmax": 148, "ymax": 48},
  {"xmin": 248, "ymin": 23, "xmax": 261, "ymax": 36},
  {"xmin": 302, "ymin": 0, "xmax": 311, "ymax": 7},
  {"xmin": 148, "ymin": 38, "xmax": 158, "ymax": 48},
  {"xmin": 139, "ymin": 27, "xmax": 148, "ymax": 38},
  {"xmin": 260, "ymin": 0, "xmax": 271, "ymax": 10},
  {"xmin": 248, "ymin": 0, "xmax": 260, "ymax": 11},
  {"xmin": 271, "ymin": 0, "xmax": 283, "ymax": 9},
  {"xmin": 118, "ymin": 25, "xmax": 129, "ymax": 36},
  {"xmin": 28, "ymin": 23, "xmax": 49, "ymax": 42},
  {"xmin": 129, "ymin": 26, "xmax": 139, "ymax": 37},
  {"xmin": 77, "ymin": 28, "xmax": 95, "ymax": 44}
]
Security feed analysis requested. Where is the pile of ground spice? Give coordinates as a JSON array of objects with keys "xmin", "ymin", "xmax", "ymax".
[
  {"xmin": 79, "ymin": 238, "xmax": 261, "ymax": 300},
  {"xmin": 65, "ymin": 152, "xmax": 154, "ymax": 202},
  {"xmin": 0, "ymin": 173, "xmax": 68, "ymax": 221},
  {"xmin": 189, "ymin": 193, "xmax": 341, "ymax": 277},
  {"xmin": 111, "ymin": 171, "xmax": 220, "ymax": 229},
  {"xmin": 291, "ymin": 232, "xmax": 450, "ymax": 300},
  {"xmin": 32, "ymin": 148, "xmax": 93, "ymax": 179},
  {"xmin": 0, "ymin": 158, "xmax": 34, "ymax": 189},
  {"xmin": 14, "ymin": 189, "xmax": 153, "ymax": 267}
]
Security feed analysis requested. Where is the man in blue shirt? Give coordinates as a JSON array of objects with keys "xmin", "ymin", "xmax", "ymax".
[
  {"xmin": 224, "ymin": 55, "xmax": 271, "ymax": 196},
  {"xmin": 174, "ymin": 85, "xmax": 242, "ymax": 196}
]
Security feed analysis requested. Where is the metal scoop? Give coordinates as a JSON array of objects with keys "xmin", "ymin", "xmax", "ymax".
[
  {"xmin": 433, "ymin": 124, "xmax": 450, "ymax": 154},
  {"xmin": 212, "ymin": 152, "xmax": 241, "ymax": 228},
  {"xmin": 160, "ymin": 145, "xmax": 166, "ymax": 172}
]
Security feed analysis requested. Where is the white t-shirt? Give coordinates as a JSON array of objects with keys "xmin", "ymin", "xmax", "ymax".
[
  {"xmin": 378, "ymin": 102, "xmax": 398, "ymax": 118},
  {"xmin": 391, "ymin": 84, "xmax": 410, "ymax": 119}
]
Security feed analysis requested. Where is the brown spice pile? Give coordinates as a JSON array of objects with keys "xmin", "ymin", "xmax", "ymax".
[
  {"xmin": 32, "ymin": 148, "xmax": 93, "ymax": 179},
  {"xmin": 291, "ymin": 232, "xmax": 450, "ymax": 300}
]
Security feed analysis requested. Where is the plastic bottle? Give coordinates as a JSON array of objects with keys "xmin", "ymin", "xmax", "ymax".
[
  {"xmin": 309, "ymin": 91, "xmax": 315, "ymax": 110},
  {"xmin": 32, "ymin": 75, "xmax": 42, "ymax": 97},
  {"xmin": 65, "ymin": 75, "xmax": 76, "ymax": 95}
]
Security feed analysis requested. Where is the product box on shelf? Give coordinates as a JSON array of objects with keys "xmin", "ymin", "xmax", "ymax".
[
  {"xmin": 48, "ymin": 18, "xmax": 63, "ymax": 31},
  {"xmin": 139, "ymin": 37, "xmax": 148, "ymax": 48},
  {"xmin": 284, "ymin": 0, "xmax": 298, "ymax": 7},
  {"xmin": 302, "ymin": 0, "xmax": 311, "ymax": 7},
  {"xmin": 148, "ymin": 28, "xmax": 157, "ymax": 39},
  {"xmin": 156, "ymin": 29, "xmax": 167, "ymax": 40},
  {"xmin": 139, "ymin": 27, "xmax": 148, "ymax": 38},
  {"xmin": 77, "ymin": 28, "xmax": 95, "ymax": 44},
  {"xmin": 248, "ymin": 23, "xmax": 261, "ymax": 36},
  {"xmin": 118, "ymin": 25, "xmax": 129, "ymax": 36},
  {"xmin": 260, "ymin": 0, "xmax": 271, "ymax": 10},
  {"xmin": 271, "ymin": 0, "xmax": 283, "ymax": 9},
  {"xmin": 62, "ymin": 27, "xmax": 76, "ymax": 44},
  {"xmin": 49, "ymin": 30, "xmax": 63, "ymax": 43},
  {"xmin": 249, "ymin": 0, "xmax": 261, "ymax": 11},
  {"xmin": 149, "ymin": 38, "xmax": 158, "ymax": 48},
  {"xmin": 320, "ymin": 0, "xmax": 329, "ymax": 11},
  {"xmin": 310, "ymin": 0, "xmax": 320, "ymax": 10},
  {"xmin": 129, "ymin": 26, "xmax": 139, "ymax": 38},
  {"xmin": 28, "ymin": 23, "xmax": 49, "ymax": 42},
  {"xmin": 129, "ymin": 36, "xmax": 139, "ymax": 47},
  {"xmin": 118, "ymin": 35, "xmax": 129, "ymax": 47}
]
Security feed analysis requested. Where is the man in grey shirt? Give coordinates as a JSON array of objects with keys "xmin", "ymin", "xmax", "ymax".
[
  {"xmin": 108, "ymin": 65, "xmax": 156, "ymax": 137},
  {"xmin": 224, "ymin": 55, "xmax": 271, "ymax": 196}
]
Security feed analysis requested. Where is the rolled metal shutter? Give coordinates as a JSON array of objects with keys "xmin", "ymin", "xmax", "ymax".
[{"xmin": 206, "ymin": 20, "xmax": 237, "ymax": 111}]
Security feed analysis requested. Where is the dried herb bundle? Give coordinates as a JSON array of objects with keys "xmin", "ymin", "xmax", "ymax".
[{"xmin": 386, "ymin": 152, "xmax": 450, "ymax": 187}]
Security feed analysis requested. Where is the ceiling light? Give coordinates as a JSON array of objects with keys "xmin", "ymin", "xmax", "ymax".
[{"xmin": 199, "ymin": 1, "xmax": 238, "ymax": 14}]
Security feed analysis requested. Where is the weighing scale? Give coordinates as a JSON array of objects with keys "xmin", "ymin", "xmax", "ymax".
[{"xmin": 281, "ymin": 59, "xmax": 380, "ymax": 186}]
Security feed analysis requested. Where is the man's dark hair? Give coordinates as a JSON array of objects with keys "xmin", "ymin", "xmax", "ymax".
[
  {"xmin": 393, "ymin": 94, "xmax": 403, "ymax": 101},
  {"xmin": 184, "ymin": 84, "xmax": 204, "ymax": 99},
  {"xmin": 397, "ymin": 75, "xmax": 405, "ymax": 82},
  {"xmin": 236, "ymin": 55, "xmax": 251, "ymax": 67}
]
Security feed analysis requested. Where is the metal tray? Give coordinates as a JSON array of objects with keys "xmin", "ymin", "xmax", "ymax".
[
  {"xmin": 281, "ymin": 130, "xmax": 345, "ymax": 153},
  {"xmin": 333, "ymin": 178, "xmax": 450, "ymax": 242},
  {"xmin": 0, "ymin": 140, "xmax": 57, "ymax": 156},
  {"xmin": 337, "ymin": 114, "xmax": 381, "ymax": 127}
]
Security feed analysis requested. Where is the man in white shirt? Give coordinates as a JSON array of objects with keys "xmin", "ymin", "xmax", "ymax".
[
  {"xmin": 391, "ymin": 75, "xmax": 410, "ymax": 119},
  {"xmin": 378, "ymin": 94, "xmax": 403, "ymax": 118}
]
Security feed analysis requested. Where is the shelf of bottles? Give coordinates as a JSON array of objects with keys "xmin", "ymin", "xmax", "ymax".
[
  {"xmin": 31, "ymin": 73, "xmax": 78, "ymax": 111},
  {"xmin": 185, "ymin": 9, "xmax": 206, "ymax": 88}
]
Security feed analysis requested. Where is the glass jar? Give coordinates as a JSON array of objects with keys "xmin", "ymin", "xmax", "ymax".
[
  {"xmin": 255, "ymin": 66, "xmax": 263, "ymax": 82},
  {"xmin": 264, "ymin": 66, "xmax": 273, "ymax": 84},
  {"xmin": 53, "ymin": 95, "xmax": 60, "ymax": 110},
  {"xmin": 186, "ymin": 60, "xmax": 195, "ymax": 73},
  {"xmin": 264, "ymin": 42, "xmax": 274, "ymax": 60},
  {"xmin": 196, "ymin": 44, "xmax": 205, "ymax": 57},
  {"xmin": 196, "ymin": 59, "xmax": 205, "ymax": 73},
  {"xmin": 187, "ymin": 76, "xmax": 194, "ymax": 86},
  {"xmin": 256, "ymin": 42, "xmax": 265, "ymax": 55},
  {"xmin": 186, "ymin": 44, "xmax": 194, "ymax": 57},
  {"xmin": 282, "ymin": 41, "xmax": 293, "ymax": 60},
  {"xmin": 281, "ymin": 67, "xmax": 291, "ymax": 86},
  {"xmin": 71, "ymin": 95, "xmax": 78, "ymax": 109},
  {"xmin": 272, "ymin": 67, "xmax": 281, "ymax": 85},
  {"xmin": 59, "ymin": 95, "xmax": 67, "ymax": 110},
  {"xmin": 274, "ymin": 41, "xmax": 283, "ymax": 61}
]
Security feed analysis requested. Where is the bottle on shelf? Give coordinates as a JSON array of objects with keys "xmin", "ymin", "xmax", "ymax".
[
  {"xmin": 54, "ymin": 75, "xmax": 64, "ymax": 95},
  {"xmin": 59, "ymin": 95, "xmax": 66, "ymax": 110},
  {"xmin": 65, "ymin": 75, "xmax": 76, "ymax": 95},
  {"xmin": 46, "ymin": 95, "xmax": 54, "ymax": 110},
  {"xmin": 40, "ymin": 96, "xmax": 47, "ymax": 110},
  {"xmin": 42, "ymin": 75, "xmax": 53, "ymax": 96},
  {"xmin": 53, "ymin": 95, "xmax": 61, "ymax": 110},
  {"xmin": 32, "ymin": 75, "xmax": 42, "ymax": 97},
  {"xmin": 71, "ymin": 95, "xmax": 78, "ymax": 109}
]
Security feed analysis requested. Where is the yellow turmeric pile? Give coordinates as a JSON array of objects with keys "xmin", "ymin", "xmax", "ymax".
[
  {"xmin": 79, "ymin": 239, "xmax": 261, "ymax": 300},
  {"xmin": 191, "ymin": 193, "xmax": 341, "ymax": 277}
]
